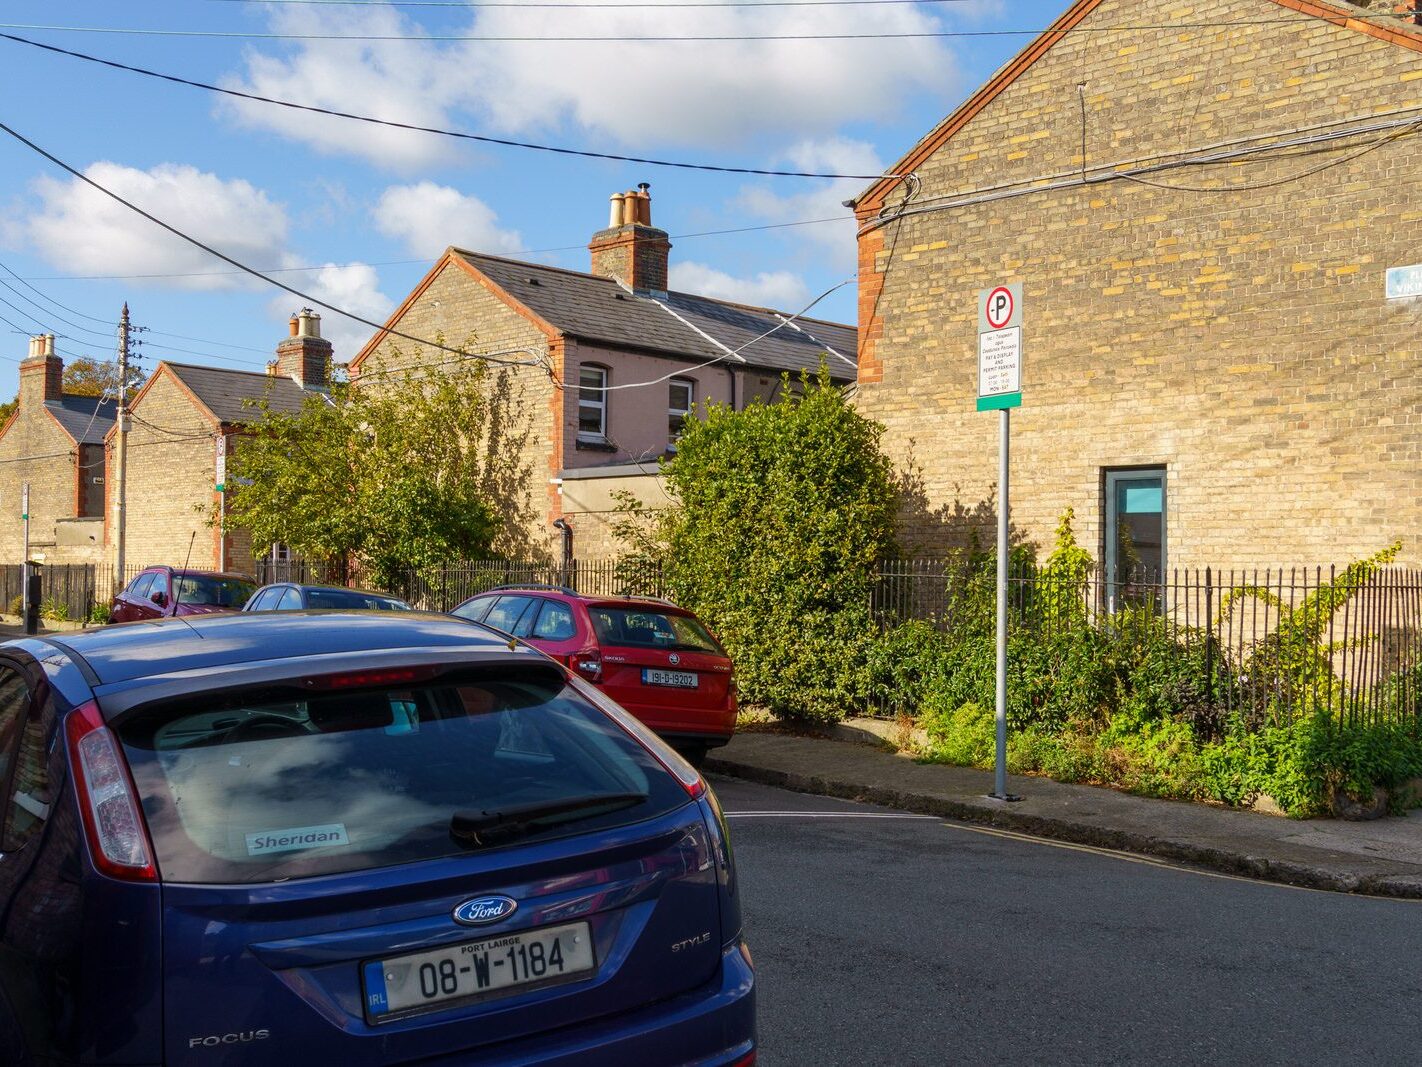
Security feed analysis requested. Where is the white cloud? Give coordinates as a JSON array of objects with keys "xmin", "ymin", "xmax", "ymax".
[
  {"xmin": 669, "ymin": 261, "xmax": 809, "ymax": 310},
  {"xmin": 734, "ymin": 137, "xmax": 885, "ymax": 273},
  {"xmin": 220, "ymin": 2, "xmax": 960, "ymax": 164},
  {"xmin": 25, "ymin": 163, "xmax": 288, "ymax": 290},
  {"xmin": 374, "ymin": 182, "xmax": 522, "ymax": 258},
  {"xmin": 220, "ymin": 7, "xmax": 472, "ymax": 170},
  {"xmin": 271, "ymin": 261, "xmax": 395, "ymax": 362}
]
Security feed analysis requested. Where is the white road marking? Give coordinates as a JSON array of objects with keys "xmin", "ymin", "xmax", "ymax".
[{"xmin": 724, "ymin": 811, "xmax": 940, "ymax": 820}]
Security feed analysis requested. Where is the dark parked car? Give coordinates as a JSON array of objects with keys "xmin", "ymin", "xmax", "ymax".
[
  {"xmin": 0, "ymin": 612, "xmax": 753, "ymax": 1067},
  {"xmin": 109, "ymin": 567, "xmax": 256, "ymax": 623},
  {"xmin": 243, "ymin": 583, "xmax": 410, "ymax": 612},
  {"xmin": 451, "ymin": 586, "xmax": 736, "ymax": 767}
]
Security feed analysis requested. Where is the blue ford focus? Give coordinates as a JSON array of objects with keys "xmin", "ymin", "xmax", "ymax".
[{"xmin": 0, "ymin": 612, "xmax": 754, "ymax": 1066}]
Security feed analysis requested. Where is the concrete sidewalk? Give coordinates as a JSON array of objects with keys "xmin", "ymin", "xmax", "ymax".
[{"xmin": 705, "ymin": 730, "xmax": 1422, "ymax": 898}]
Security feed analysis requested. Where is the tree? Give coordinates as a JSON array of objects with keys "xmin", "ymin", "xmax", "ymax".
[
  {"xmin": 621, "ymin": 366, "xmax": 897, "ymax": 721},
  {"xmin": 221, "ymin": 348, "xmax": 538, "ymax": 588},
  {"xmin": 62, "ymin": 357, "xmax": 147, "ymax": 399},
  {"xmin": 0, "ymin": 396, "xmax": 15, "ymax": 427}
]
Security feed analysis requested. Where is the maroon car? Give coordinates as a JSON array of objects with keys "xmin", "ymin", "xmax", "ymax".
[
  {"xmin": 109, "ymin": 567, "xmax": 257, "ymax": 623},
  {"xmin": 450, "ymin": 585, "xmax": 736, "ymax": 766}
]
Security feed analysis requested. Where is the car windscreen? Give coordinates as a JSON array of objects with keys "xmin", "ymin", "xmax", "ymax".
[
  {"xmin": 305, "ymin": 588, "xmax": 408, "ymax": 611},
  {"xmin": 588, "ymin": 607, "xmax": 724, "ymax": 654},
  {"xmin": 174, "ymin": 576, "xmax": 256, "ymax": 608},
  {"xmin": 115, "ymin": 666, "xmax": 687, "ymax": 883}
]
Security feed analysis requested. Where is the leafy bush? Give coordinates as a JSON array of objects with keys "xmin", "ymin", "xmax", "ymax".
[
  {"xmin": 88, "ymin": 602, "xmax": 112, "ymax": 626},
  {"xmin": 623, "ymin": 366, "xmax": 896, "ymax": 722},
  {"xmin": 901, "ymin": 524, "xmax": 1418, "ymax": 817},
  {"xmin": 40, "ymin": 598, "xmax": 71, "ymax": 622},
  {"xmin": 6, "ymin": 595, "xmax": 20, "ymax": 616}
]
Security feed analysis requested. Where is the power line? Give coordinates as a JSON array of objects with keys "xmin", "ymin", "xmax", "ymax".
[
  {"xmin": 0, "ymin": 32, "xmax": 891, "ymax": 179},
  {"xmin": 12, "ymin": 212, "xmax": 847, "ymax": 282},
  {"xmin": 0, "ymin": 12, "xmax": 1415, "ymax": 40},
  {"xmin": 0, "ymin": 120, "xmax": 545, "ymax": 374},
  {"xmin": 203, "ymin": 0, "xmax": 983, "ymax": 7}
]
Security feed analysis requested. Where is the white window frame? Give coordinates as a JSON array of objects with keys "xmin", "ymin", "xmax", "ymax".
[
  {"xmin": 578, "ymin": 364, "xmax": 608, "ymax": 443},
  {"xmin": 668, "ymin": 377, "xmax": 694, "ymax": 448}
]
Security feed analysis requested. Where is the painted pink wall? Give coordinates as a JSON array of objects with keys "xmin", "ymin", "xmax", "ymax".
[{"xmin": 562, "ymin": 340, "xmax": 733, "ymax": 469}]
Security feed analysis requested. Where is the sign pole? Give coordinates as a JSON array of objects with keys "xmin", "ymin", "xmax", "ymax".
[
  {"xmin": 995, "ymin": 409, "xmax": 1009, "ymax": 799},
  {"xmin": 976, "ymin": 282, "xmax": 1023, "ymax": 802}
]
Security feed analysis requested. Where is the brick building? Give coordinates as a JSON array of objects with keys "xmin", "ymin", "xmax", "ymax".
[
  {"xmin": 108, "ymin": 311, "xmax": 330, "ymax": 574},
  {"xmin": 850, "ymin": 0, "xmax": 1422, "ymax": 574},
  {"xmin": 0, "ymin": 335, "xmax": 114, "ymax": 564},
  {"xmin": 351, "ymin": 187, "xmax": 856, "ymax": 557}
]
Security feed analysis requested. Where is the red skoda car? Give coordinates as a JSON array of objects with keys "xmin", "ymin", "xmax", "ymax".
[
  {"xmin": 451, "ymin": 586, "xmax": 736, "ymax": 765},
  {"xmin": 109, "ymin": 567, "xmax": 257, "ymax": 623}
]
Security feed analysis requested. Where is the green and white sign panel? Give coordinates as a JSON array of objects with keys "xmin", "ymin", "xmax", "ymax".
[{"xmin": 976, "ymin": 283, "xmax": 1022, "ymax": 412}]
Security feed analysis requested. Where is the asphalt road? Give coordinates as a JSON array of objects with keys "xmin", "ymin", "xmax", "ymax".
[{"xmin": 710, "ymin": 775, "xmax": 1422, "ymax": 1067}]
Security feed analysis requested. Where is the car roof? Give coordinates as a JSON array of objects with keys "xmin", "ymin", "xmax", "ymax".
[
  {"xmin": 470, "ymin": 586, "xmax": 681, "ymax": 610},
  {"xmin": 46, "ymin": 611, "xmax": 507, "ymax": 687},
  {"xmin": 259, "ymin": 583, "xmax": 403, "ymax": 598}
]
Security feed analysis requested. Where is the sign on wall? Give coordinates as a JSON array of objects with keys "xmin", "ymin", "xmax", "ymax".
[{"xmin": 1385, "ymin": 263, "xmax": 1422, "ymax": 300}]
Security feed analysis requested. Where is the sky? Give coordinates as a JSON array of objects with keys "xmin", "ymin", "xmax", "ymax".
[{"xmin": 0, "ymin": 0, "xmax": 1070, "ymax": 396}]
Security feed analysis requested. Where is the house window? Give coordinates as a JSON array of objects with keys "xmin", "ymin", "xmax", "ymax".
[
  {"xmin": 668, "ymin": 378, "xmax": 694, "ymax": 446},
  {"xmin": 578, "ymin": 365, "xmax": 608, "ymax": 442},
  {"xmin": 1105, "ymin": 468, "xmax": 1166, "ymax": 608}
]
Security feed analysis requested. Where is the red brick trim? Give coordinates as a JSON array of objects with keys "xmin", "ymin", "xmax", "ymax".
[
  {"xmin": 856, "ymin": 226, "xmax": 887, "ymax": 386},
  {"xmin": 447, "ymin": 254, "xmax": 563, "ymax": 342},
  {"xmin": 547, "ymin": 337, "xmax": 567, "ymax": 528},
  {"xmin": 350, "ymin": 250, "xmax": 563, "ymax": 375},
  {"xmin": 350, "ymin": 251, "xmax": 456, "ymax": 372},
  {"xmin": 855, "ymin": 0, "xmax": 1422, "ymax": 215}
]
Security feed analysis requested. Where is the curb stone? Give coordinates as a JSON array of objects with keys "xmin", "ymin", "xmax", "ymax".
[{"xmin": 704, "ymin": 751, "xmax": 1422, "ymax": 899}]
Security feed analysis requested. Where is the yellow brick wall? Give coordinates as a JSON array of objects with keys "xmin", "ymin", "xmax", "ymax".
[
  {"xmin": 357, "ymin": 260, "xmax": 559, "ymax": 560},
  {"xmin": 119, "ymin": 371, "xmax": 222, "ymax": 570},
  {"xmin": 0, "ymin": 407, "xmax": 81, "ymax": 561},
  {"xmin": 856, "ymin": 0, "xmax": 1422, "ymax": 568}
]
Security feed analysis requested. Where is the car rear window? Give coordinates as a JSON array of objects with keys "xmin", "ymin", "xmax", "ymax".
[
  {"xmin": 588, "ymin": 607, "xmax": 723, "ymax": 654},
  {"xmin": 174, "ymin": 575, "xmax": 256, "ymax": 608},
  {"xmin": 115, "ymin": 666, "xmax": 689, "ymax": 884},
  {"xmin": 305, "ymin": 588, "xmax": 408, "ymax": 611}
]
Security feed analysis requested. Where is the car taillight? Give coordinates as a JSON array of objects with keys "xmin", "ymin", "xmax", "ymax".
[
  {"xmin": 730, "ymin": 1052, "xmax": 756, "ymax": 1067},
  {"xmin": 304, "ymin": 665, "xmax": 439, "ymax": 690},
  {"xmin": 65, "ymin": 701, "xmax": 156, "ymax": 882},
  {"xmin": 567, "ymin": 676, "xmax": 705, "ymax": 798},
  {"xmin": 570, "ymin": 649, "xmax": 602, "ymax": 682}
]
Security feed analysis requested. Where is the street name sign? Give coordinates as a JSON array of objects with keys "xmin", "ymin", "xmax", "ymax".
[
  {"xmin": 1386, "ymin": 263, "xmax": 1422, "ymax": 300},
  {"xmin": 977, "ymin": 283, "xmax": 1022, "ymax": 412}
]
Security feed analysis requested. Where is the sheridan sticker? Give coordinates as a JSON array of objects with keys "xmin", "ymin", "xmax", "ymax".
[{"xmin": 245, "ymin": 823, "xmax": 349, "ymax": 856}]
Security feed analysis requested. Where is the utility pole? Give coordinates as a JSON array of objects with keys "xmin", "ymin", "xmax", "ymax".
[{"xmin": 114, "ymin": 303, "xmax": 130, "ymax": 584}]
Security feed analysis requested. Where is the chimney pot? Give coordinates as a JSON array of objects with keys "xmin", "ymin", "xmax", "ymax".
[
  {"xmin": 589, "ymin": 186, "xmax": 670, "ymax": 293},
  {"xmin": 608, "ymin": 194, "xmax": 624, "ymax": 229},
  {"xmin": 288, "ymin": 315, "xmax": 300, "ymax": 337}
]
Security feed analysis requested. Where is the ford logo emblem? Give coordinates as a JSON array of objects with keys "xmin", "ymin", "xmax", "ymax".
[
  {"xmin": 668, "ymin": 653, "xmax": 681, "ymax": 666},
  {"xmin": 453, "ymin": 895, "xmax": 518, "ymax": 926}
]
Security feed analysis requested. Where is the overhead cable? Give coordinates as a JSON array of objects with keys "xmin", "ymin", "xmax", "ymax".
[
  {"xmin": 0, "ymin": 120, "xmax": 546, "ymax": 374},
  {"xmin": 0, "ymin": 12, "xmax": 1415, "ymax": 40},
  {"xmin": 0, "ymin": 32, "xmax": 892, "ymax": 179}
]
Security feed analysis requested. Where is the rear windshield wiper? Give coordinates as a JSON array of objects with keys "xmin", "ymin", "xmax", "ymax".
[{"xmin": 450, "ymin": 792, "xmax": 648, "ymax": 848}]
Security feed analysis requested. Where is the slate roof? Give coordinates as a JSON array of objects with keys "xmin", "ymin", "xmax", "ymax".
[
  {"xmin": 46, "ymin": 395, "xmax": 117, "ymax": 444},
  {"xmin": 454, "ymin": 250, "xmax": 858, "ymax": 379},
  {"xmin": 164, "ymin": 362, "xmax": 314, "ymax": 424}
]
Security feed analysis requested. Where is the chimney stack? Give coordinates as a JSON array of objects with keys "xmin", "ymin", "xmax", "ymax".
[
  {"xmin": 589, "ymin": 183, "xmax": 671, "ymax": 294},
  {"xmin": 273, "ymin": 308, "xmax": 332, "ymax": 389},
  {"xmin": 18, "ymin": 334, "xmax": 63, "ymax": 409}
]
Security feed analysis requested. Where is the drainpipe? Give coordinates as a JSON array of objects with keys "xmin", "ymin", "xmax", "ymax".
[{"xmin": 553, "ymin": 518, "xmax": 573, "ymax": 588}]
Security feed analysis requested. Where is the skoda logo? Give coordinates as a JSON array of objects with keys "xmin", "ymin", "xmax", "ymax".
[
  {"xmin": 453, "ymin": 895, "xmax": 518, "ymax": 926},
  {"xmin": 668, "ymin": 653, "xmax": 681, "ymax": 666}
]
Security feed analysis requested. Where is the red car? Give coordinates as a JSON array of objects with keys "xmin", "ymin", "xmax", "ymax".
[
  {"xmin": 109, "ymin": 567, "xmax": 257, "ymax": 623},
  {"xmin": 451, "ymin": 585, "xmax": 736, "ymax": 766}
]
